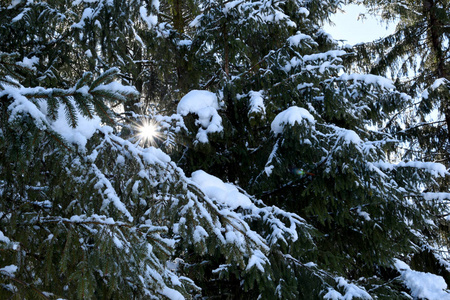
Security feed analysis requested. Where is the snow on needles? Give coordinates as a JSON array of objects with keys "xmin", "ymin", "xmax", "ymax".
[
  {"xmin": 422, "ymin": 78, "xmax": 449, "ymax": 99},
  {"xmin": 177, "ymin": 90, "xmax": 223, "ymax": 143},
  {"xmin": 324, "ymin": 277, "xmax": 372, "ymax": 300},
  {"xmin": 5, "ymin": 87, "xmax": 48, "ymax": 130},
  {"xmin": 394, "ymin": 259, "xmax": 450, "ymax": 300},
  {"xmin": 190, "ymin": 170, "xmax": 252, "ymax": 210},
  {"xmin": 0, "ymin": 265, "xmax": 18, "ymax": 277},
  {"xmin": 140, "ymin": 3, "xmax": 158, "ymax": 28},
  {"xmin": 337, "ymin": 73, "xmax": 395, "ymax": 90},
  {"xmin": 431, "ymin": 78, "xmax": 448, "ymax": 90},
  {"xmin": 189, "ymin": 169, "xmax": 308, "ymax": 249},
  {"xmin": 17, "ymin": 56, "xmax": 39, "ymax": 71},
  {"xmin": 288, "ymin": 32, "xmax": 313, "ymax": 46},
  {"xmin": 374, "ymin": 160, "xmax": 448, "ymax": 177},
  {"xmin": 271, "ymin": 106, "xmax": 315, "ymax": 135},
  {"xmin": 46, "ymin": 101, "xmax": 101, "ymax": 150},
  {"xmin": 339, "ymin": 129, "xmax": 362, "ymax": 145},
  {"xmin": 0, "ymin": 230, "xmax": 10, "ymax": 244},
  {"xmin": 4, "ymin": 85, "xmax": 101, "ymax": 150},
  {"xmin": 248, "ymin": 90, "xmax": 266, "ymax": 115}
]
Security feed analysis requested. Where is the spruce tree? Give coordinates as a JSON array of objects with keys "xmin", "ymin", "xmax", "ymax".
[
  {"xmin": 346, "ymin": 0, "xmax": 450, "ymax": 288},
  {"xmin": 0, "ymin": 37, "xmax": 316, "ymax": 300},
  {"xmin": 164, "ymin": 0, "xmax": 450, "ymax": 297},
  {"xmin": 351, "ymin": 0, "xmax": 449, "ymax": 164},
  {"xmin": 0, "ymin": 2, "xmax": 330, "ymax": 299},
  {"xmin": 2, "ymin": 0, "xmax": 450, "ymax": 299}
]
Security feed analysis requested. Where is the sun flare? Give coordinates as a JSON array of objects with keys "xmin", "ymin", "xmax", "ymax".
[{"xmin": 138, "ymin": 121, "xmax": 158, "ymax": 143}]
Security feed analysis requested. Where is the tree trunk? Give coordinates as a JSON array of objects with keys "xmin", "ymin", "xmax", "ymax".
[
  {"xmin": 222, "ymin": 22, "xmax": 230, "ymax": 78},
  {"xmin": 172, "ymin": 0, "xmax": 184, "ymax": 34},
  {"xmin": 423, "ymin": 0, "xmax": 449, "ymax": 162}
]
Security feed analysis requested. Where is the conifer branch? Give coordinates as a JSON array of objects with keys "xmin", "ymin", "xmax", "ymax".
[{"xmin": 1, "ymin": 274, "xmax": 51, "ymax": 299}]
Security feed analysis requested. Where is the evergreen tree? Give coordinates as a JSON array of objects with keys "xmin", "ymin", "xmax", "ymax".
[
  {"xmin": 166, "ymin": 0, "xmax": 450, "ymax": 297},
  {"xmin": 0, "ymin": 2, "xmax": 346, "ymax": 299},
  {"xmin": 2, "ymin": 0, "xmax": 450, "ymax": 299},
  {"xmin": 0, "ymin": 43, "xmax": 317, "ymax": 299},
  {"xmin": 351, "ymin": 0, "xmax": 449, "ymax": 164},
  {"xmin": 346, "ymin": 0, "xmax": 450, "ymax": 288},
  {"xmin": 0, "ymin": 2, "xmax": 275, "ymax": 299}
]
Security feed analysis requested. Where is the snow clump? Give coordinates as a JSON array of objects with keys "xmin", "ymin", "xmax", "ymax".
[
  {"xmin": 394, "ymin": 259, "xmax": 450, "ymax": 300},
  {"xmin": 177, "ymin": 90, "xmax": 223, "ymax": 143},
  {"xmin": 271, "ymin": 106, "xmax": 315, "ymax": 135},
  {"xmin": 190, "ymin": 170, "xmax": 253, "ymax": 210}
]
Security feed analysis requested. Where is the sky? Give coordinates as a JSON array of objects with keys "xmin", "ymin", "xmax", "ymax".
[{"xmin": 323, "ymin": 4, "xmax": 397, "ymax": 45}]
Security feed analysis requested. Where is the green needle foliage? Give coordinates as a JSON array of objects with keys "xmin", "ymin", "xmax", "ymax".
[
  {"xmin": 350, "ymin": 0, "xmax": 450, "ymax": 164},
  {"xmin": 1, "ymin": 0, "xmax": 450, "ymax": 299},
  {"xmin": 346, "ymin": 0, "xmax": 450, "ymax": 286}
]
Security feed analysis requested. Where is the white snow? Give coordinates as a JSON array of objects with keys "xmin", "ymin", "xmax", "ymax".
[
  {"xmin": 189, "ymin": 14, "xmax": 203, "ymax": 27},
  {"xmin": 177, "ymin": 40, "xmax": 192, "ymax": 47},
  {"xmin": 337, "ymin": 73, "xmax": 395, "ymax": 90},
  {"xmin": 324, "ymin": 277, "xmax": 372, "ymax": 300},
  {"xmin": 423, "ymin": 192, "xmax": 450, "ymax": 202},
  {"xmin": 141, "ymin": 146, "xmax": 171, "ymax": 164},
  {"xmin": 394, "ymin": 259, "xmax": 450, "ymax": 300},
  {"xmin": 212, "ymin": 264, "xmax": 231, "ymax": 274},
  {"xmin": 190, "ymin": 170, "xmax": 252, "ymax": 210},
  {"xmin": 303, "ymin": 50, "xmax": 346, "ymax": 63},
  {"xmin": 92, "ymin": 81, "xmax": 137, "ymax": 95},
  {"xmin": 304, "ymin": 262, "xmax": 316, "ymax": 267},
  {"xmin": 140, "ymin": 4, "xmax": 158, "ymax": 28},
  {"xmin": 0, "ymin": 230, "xmax": 10, "ymax": 243},
  {"xmin": 340, "ymin": 129, "xmax": 362, "ymax": 145},
  {"xmin": 17, "ymin": 56, "xmax": 39, "ymax": 71},
  {"xmin": 374, "ymin": 160, "xmax": 447, "ymax": 177},
  {"xmin": 177, "ymin": 90, "xmax": 219, "ymax": 115},
  {"xmin": 298, "ymin": 7, "xmax": 310, "ymax": 17},
  {"xmin": 225, "ymin": 226, "xmax": 244, "ymax": 246},
  {"xmin": 152, "ymin": 0, "xmax": 160, "ymax": 11},
  {"xmin": 246, "ymin": 250, "xmax": 269, "ymax": 272},
  {"xmin": 4, "ymin": 75, "xmax": 136, "ymax": 153},
  {"xmin": 288, "ymin": 32, "xmax": 312, "ymax": 47},
  {"xmin": 5, "ymin": 87, "xmax": 48, "ymax": 130},
  {"xmin": 11, "ymin": 7, "xmax": 30, "ymax": 22},
  {"xmin": 159, "ymin": 286, "xmax": 184, "ymax": 300},
  {"xmin": 356, "ymin": 206, "xmax": 371, "ymax": 221},
  {"xmin": 193, "ymin": 225, "xmax": 209, "ymax": 243},
  {"xmin": 48, "ymin": 100, "xmax": 101, "ymax": 150},
  {"xmin": 264, "ymin": 165, "xmax": 274, "ymax": 176},
  {"xmin": 93, "ymin": 162, "xmax": 134, "ymax": 222},
  {"xmin": 8, "ymin": 0, "xmax": 22, "ymax": 9},
  {"xmin": 248, "ymin": 90, "xmax": 265, "ymax": 115},
  {"xmin": 113, "ymin": 235, "xmax": 124, "ymax": 249},
  {"xmin": 223, "ymin": 0, "xmax": 243, "ymax": 14},
  {"xmin": 177, "ymin": 90, "xmax": 223, "ymax": 143},
  {"xmin": 271, "ymin": 106, "xmax": 315, "ymax": 135},
  {"xmin": 71, "ymin": 8, "xmax": 95, "ymax": 29},
  {"xmin": 68, "ymin": 214, "xmax": 120, "ymax": 225},
  {"xmin": 423, "ymin": 78, "xmax": 449, "ymax": 99},
  {"xmin": 431, "ymin": 78, "xmax": 448, "ymax": 90},
  {"xmin": 0, "ymin": 265, "xmax": 18, "ymax": 277},
  {"xmin": 116, "ymin": 154, "xmax": 125, "ymax": 165},
  {"xmin": 324, "ymin": 290, "xmax": 344, "ymax": 300},
  {"xmin": 263, "ymin": 139, "xmax": 280, "ymax": 177}
]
